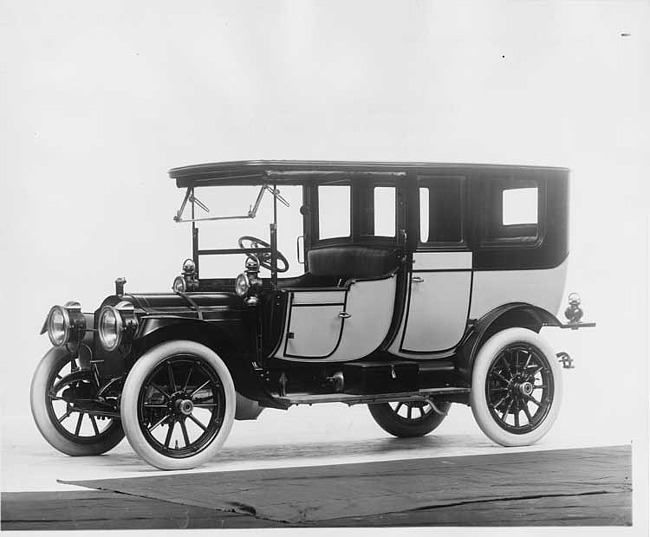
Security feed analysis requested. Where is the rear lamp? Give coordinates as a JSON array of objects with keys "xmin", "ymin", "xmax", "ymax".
[
  {"xmin": 98, "ymin": 301, "xmax": 137, "ymax": 351},
  {"xmin": 568, "ymin": 292, "xmax": 581, "ymax": 305},
  {"xmin": 46, "ymin": 302, "xmax": 86, "ymax": 347},
  {"xmin": 564, "ymin": 292, "xmax": 584, "ymax": 324}
]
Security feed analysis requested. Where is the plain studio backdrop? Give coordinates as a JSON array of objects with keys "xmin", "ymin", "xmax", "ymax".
[{"xmin": 1, "ymin": 0, "xmax": 648, "ymax": 521}]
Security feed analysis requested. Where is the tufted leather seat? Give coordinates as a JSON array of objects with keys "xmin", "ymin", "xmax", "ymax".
[{"xmin": 307, "ymin": 246, "xmax": 399, "ymax": 279}]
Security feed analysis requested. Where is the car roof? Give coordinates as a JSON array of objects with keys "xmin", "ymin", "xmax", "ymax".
[{"xmin": 169, "ymin": 160, "xmax": 569, "ymax": 188}]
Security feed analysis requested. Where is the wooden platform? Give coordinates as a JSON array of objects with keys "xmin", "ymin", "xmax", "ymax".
[{"xmin": 1, "ymin": 445, "xmax": 632, "ymax": 530}]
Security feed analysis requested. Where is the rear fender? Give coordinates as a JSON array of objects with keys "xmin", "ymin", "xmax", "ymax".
[{"xmin": 456, "ymin": 303, "xmax": 561, "ymax": 382}]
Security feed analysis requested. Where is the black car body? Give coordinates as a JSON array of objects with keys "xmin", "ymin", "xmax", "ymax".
[{"xmin": 32, "ymin": 160, "xmax": 594, "ymax": 469}]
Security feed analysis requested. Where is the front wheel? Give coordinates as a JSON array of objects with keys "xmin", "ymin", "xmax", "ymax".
[
  {"xmin": 368, "ymin": 399, "xmax": 451, "ymax": 438},
  {"xmin": 30, "ymin": 347, "xmax": 125, "ymax": 456},
  {"xmin": 470, "ymin": 327, "xmax": 563, "ymax": 447},
  {"xmin": 120, "ymin": 340, "xmax": 236, "ymax": 470}
]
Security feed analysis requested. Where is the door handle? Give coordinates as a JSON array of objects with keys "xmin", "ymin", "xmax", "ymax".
[
  {"xmin": 338, "ymin": 311, "xmax": 351, "ymax": 319},
  {"xmin": 296, "ymin": 235, "xmax": 305, "ymax": 264},
  {"xmin": 411, "ymin": 276, "xmax": 424, "ymax": 283}
]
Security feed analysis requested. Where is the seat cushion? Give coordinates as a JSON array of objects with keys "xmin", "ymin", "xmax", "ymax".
[{"xmin": 307, "ymin": 246, "xmax": 399, "ymax": 279}]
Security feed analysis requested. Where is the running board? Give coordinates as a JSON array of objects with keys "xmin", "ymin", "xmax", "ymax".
[{"xmin": 275, "ymin": 387, "xmax": 471, "ymax": 407}]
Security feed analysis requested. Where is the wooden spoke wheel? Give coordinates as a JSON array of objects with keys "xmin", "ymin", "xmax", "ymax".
[
  {"xmin": 120, "ymin": 340, "xmax": 235, "ymax": 470},
  {"xmin": 368, "ymin": 399, "xmax": 451, "ymax": 438},
  {"xmin": 470, "ymin": 327, "xmax": 563, "ymax": 447},
  {"xmin": 30, "ymin": 347, "xmax": 124, "ymax": 456}
]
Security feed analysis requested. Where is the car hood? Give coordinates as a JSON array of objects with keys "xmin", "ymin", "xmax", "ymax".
[{"xmin": 124, "ymin": 292, "xmax": 241, "ymax": 314}]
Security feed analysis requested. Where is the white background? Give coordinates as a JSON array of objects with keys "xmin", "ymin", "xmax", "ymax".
[{"xmin": 1, "ymin": 0, "xmax": 648, "ymax": 531}]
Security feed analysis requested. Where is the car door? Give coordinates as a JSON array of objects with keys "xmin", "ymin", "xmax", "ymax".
[
  {"xmin": 280, "ymin": 289, "xmax": 347, "ymax": 358},
  {"xmin": 390, "ymin": 175, "xmax": 472, "ymax": 355},
  {"xmin": 274, "ymin": 274, "xmax": 397, "ymax": 361},
  {"xmin": 273, "ymin": 180, "xmax": 401, "ymax": 361},
  {"xmin": 401, "ymin": 251, "xmax": 472, "ymax": 352}
]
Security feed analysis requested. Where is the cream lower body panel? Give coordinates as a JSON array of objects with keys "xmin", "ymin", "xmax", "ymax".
[
  {"xmin": 400, "ymin": 271, "xmax": 472, "ymax": 352},
  {"xmin": 470, "ymin": 258, "xmax": 568, "ymax": 320},
  {"xmin": 387, "ymin": 258, "xmax": 569, "ymax": 360},
  {"xmin": 388, "ymin": 250, "xmax": 472, "ymax": 360},
  {"xmin": 274, "ymin": 276, "xmax": 397, "ymax": 362}
]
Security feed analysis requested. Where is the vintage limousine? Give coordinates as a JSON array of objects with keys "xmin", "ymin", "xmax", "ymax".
[{"xmin": 32, "ymin": 161, "xmax": 593, "ymax": 469}]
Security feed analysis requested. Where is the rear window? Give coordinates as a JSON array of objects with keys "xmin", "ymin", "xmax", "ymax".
[
  {"xmin": 502, "ymin": 187, "xmax": 538, "ymax": 226},
  {"xmin": 483, "ymin": 180, "xmax": 542, "ymax": 244}
]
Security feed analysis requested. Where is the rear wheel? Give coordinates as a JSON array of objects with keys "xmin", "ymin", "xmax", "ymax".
[
  {"xmin": 470, "ymin": 327, "xmax": 563, "ymax": 447},
  {"xmin": 368, "ymin": 399, "xmax": 451, "ymax": 438},
  {"xmin": 120, "ymin": 340, "xmax": 236, "ymax": 470},
  {"xmin": 30, "ymin": 347, "xmax": 125, "ymax": 456}
]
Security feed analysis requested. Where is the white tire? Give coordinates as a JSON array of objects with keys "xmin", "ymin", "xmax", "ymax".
[
  {"xmin": 120, "ymin": 340, "xmax": 236, "ymax": 470},
  {"xmin": 368, "ymin": 400, "xmax": 451, "ymax": 438},
  {"xmin": 30, "ymin": 347, "xmax": 124, "ymax": 456},
  {"xmin": 470, "ymin": 327, "xmax": 563, "ymax": 447}
]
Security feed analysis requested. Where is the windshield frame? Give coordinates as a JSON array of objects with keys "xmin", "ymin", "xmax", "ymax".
[{"xmin": 174, "ymin": 183, "xmax": 292, "ymax": 287}]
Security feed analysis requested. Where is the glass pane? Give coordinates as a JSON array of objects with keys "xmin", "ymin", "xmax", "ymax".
[
  {"xmin": 319, "ymin": 185, "xmax": 350, "ymax": 239},
  {"xmin": 189, "ymin": 185, "xmax": 305, "ymax": 277},
  {"xmin": 275, "ymin": 185, "xmax": 305, "ymax": 277},
  {"xmin": 419, "ymin": 188, "xmax": 429, "ymax": 242},
  {"xmin": 419, "ymin": 178, "xmax": 463, "ymax": 244},
  {"xmin": 373, "ymin": 187, "xmax": 395, "ymax": 236},
  {"xmin": 502, "ymin": 188, "xmax": 538, "ymax": 225}
]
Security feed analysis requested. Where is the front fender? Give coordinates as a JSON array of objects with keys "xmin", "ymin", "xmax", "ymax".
[
  {"xmin": 137, "ymin": 316, "xmax": 212, "ymax": 340},
  {"xmin": 135, "ymin": 315, "xmax": 250, "ymax": 359},
  {"xmin": 131, "ymin": 316, "xmax": 284, "ymax": 410},
  {"xmin": 456, "ymin": 303, "xmax": 561, "ymax": 382}
]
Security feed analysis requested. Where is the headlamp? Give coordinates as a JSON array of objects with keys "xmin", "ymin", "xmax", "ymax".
[
  {"xmin": 98, "ymin": 301, "xmax": 137, "ymax": 351},
  {"xmin": 172, "ymin": 258, "xmax": 198, "ymax": 293},
  {"xmin": 182, "ymin": 258, "xmax": 196, "ymax": 274},
  {"xmin": 46, "ymin": 302, "xmax": 86, "ymax": 347},
  {"xmin": 172, "ymin": 275, "xmax": 187, "ymax": 293},
  {"xmin": 235, "ymin": 272, "xmax": 250, "ymax": 297}
]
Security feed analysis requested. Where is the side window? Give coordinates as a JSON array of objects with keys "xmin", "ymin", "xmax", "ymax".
[
  {"xmin": 373, "ymin": 186, "xmax": 396, "ymax": 237},
  {"xmin": 502, "ymin": 187, "xmax": 538, "ymax": 225},
  {"xmin": 318, "ymin": 185, "xmax": 350, "ymax": 240},
  {"xmin": 484, "ymin": 180, "xmax": 541, "ymax": 243},
  {"xmin": 419, "ymin": 176, "xmax": 464, "ymax": 245}
]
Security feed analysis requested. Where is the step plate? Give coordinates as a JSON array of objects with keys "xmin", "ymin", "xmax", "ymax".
[{"xmin": 276, "ymin": 387, "xmax": 470, "ymax": 406}]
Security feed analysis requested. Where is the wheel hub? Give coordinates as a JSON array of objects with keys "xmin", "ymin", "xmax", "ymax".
[
  {"xmin": 508, "ymin": 375, "xmax": 534, "ymax": 399},
  {"xmin": 175, "ymin": 398, "xmax": 194, "ymax": 416},
  {"xmin": 485, "ymin": 343, "xmax": 556, "ymax": 436},
  {"xmin": 518, "ymin": 381, "xmax": 533, "ymax": 396}
]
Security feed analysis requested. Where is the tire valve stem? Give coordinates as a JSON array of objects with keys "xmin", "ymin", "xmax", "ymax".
[{"xmin": 175, "ymin": 439, "xmax": 179, "ymax": 449}]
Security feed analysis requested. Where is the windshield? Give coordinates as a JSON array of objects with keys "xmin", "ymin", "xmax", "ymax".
[{"xmin": 176, "ymin": 185, "xmax": 304, "ymax": 278}]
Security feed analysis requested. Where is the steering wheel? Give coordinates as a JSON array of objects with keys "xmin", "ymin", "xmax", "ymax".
[{"xmin": 238, "ymin": 235, "xmax": 289, "ymax": 273}]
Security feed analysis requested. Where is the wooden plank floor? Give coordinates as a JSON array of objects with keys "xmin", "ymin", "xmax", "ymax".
[
  {"xmin": 2, "ymin": 445, "xmax": 632, "ymax": 530},
  {"xmin": 1, "ymin": 491, "xmax": 284, "ymax": 530}
]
